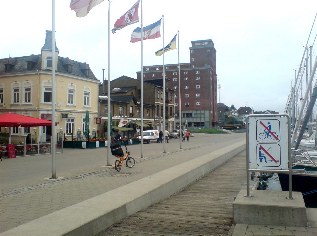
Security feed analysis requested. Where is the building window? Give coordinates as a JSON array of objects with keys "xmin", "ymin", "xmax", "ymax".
[
  {"xmin": 68, "ymin": 88, "xmax": 75, "ymax": 105},
  {"xmin": 46, "ymin": 57, "xmax": 52, "ymax": 68},
  {"xmin": 185, "ymin": 94, "xmax": 189, "ymax": 98},
  {"xmin": 173, "ymin": 86, "xmax": 177, "ymax": 90},
  {"xmin": 152, "ymin": 74, "xmax": 155, "ymax": 77},
  {"xmin": 196, "ymin": 85, "xmax": 200, "ymax": 89},
  {"xmin": 146, "ymin": 109, "xmax": 150, "ymax": 117},
  {"xmin": 196, "ymin": 93, "xmax": 200, "ymax": 98},
  {"xmin": 173, "ymin": 77, "xmax": 178, "ymax": 82},
  {"xmin": 196, "ymin": 102, "xmax": 201, "ymax": 106},
  {"xmin": 196, "ymin": 77, "xmax": 200, "ymax": 80},
  {"xmin": 185, "ymin": 102, "xmax": 189, "ymax": 107},
  {"xmin": 173, "ymin": 72, "xmax": 177, "ymax": 76},
  {"xmin": 146, "ymin": 68, "xmax": 149, "ymax": 71},
  {"xmin": 129, "ymin": 106, "xmax": 133, "ymax": 114},
  {"xmin": 185, "ymin": 86, "xmax": 189, "ymax": 90},
  {"xmin": 157, "ymin": 91, "xmax": 160, "ymax": 99},
  {"xmin": 12, "ymin": 127, "xmax": 19, "ymax": 134},
  {"xmin": 156, "ymin": 67, "xmax": 159, "ymax": 70},
  {"xmin": 119, "ymin": 106, "xmax": 124, "ymax": 116},
  {"xmin": 43, "ymin": 87, "xmax": 52, "ymax": 103},
  {"xmin": 84, "ymin": 89, "xmax": 90, "ymax": 106},
  {"xmin": 0, "ymin": 88, "xmax": 3, "ymax": 104},
  {"xmin": 24, "ymin": 127, "xmax": 30, "ymax": 134},
  {"xmin": 13, "ymin": 88, "xmax": 20, "ymax": 103},
  {"xmin": 24, "ymin": 87, "xmax": 31, "ymax": 103},
  {"xmin": 66, "ymin": 118, "xmax": 74, "ymax": 134},
  {"xmin": 184, "ymin": 77, "xmax": 188, "ymax": 81},
  {"xmin": 184, "ymin": 71, "xmax": 188, "ymax": 75},
  {"xmin": 196, "ymin": 70, "xmax": 200, "ymax": 74}
]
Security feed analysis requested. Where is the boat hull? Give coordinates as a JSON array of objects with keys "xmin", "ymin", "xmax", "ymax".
[{"xmin": 278, "ymin": 172, "xmax": 317, "ymax": 208}]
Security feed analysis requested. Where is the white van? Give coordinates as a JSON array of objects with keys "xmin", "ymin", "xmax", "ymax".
[{"xmin": 138, "ymin": 130, "xmax": 159, "ymax": 144}]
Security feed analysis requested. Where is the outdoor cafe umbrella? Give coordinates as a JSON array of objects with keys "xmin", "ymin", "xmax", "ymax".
[
  {"xmin": 0, "ymin": 112, "xmax": 51, "ymax": 127},
  {"xmin": 0, "ymin": 113, "xmax": 52, "ymax": 154}
]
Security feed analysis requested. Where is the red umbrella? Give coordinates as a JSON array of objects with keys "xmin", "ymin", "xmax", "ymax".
[{"xmin": 0, "ymin": 113, "xmax": 52, "ymax": 127}]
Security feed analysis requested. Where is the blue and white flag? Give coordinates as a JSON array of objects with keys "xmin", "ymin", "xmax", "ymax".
[{"xmin": 130, "ymin": 19, "xmax": 161, "ymax": 43}]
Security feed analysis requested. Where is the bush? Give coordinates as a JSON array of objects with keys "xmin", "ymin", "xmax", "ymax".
[{"xmin": 188, "ymin": 128, "xmax": 227, "ymax": 134}]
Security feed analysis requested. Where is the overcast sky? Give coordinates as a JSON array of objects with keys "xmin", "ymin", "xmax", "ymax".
[{"xmin": 1, "ymin": 0, "xmax": 317, "ymax": 113}]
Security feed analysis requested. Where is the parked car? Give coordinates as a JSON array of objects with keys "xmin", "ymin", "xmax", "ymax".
[
  {"xmin": 169, "ymin": 129, "xmax": 179, "ymax": 138},
  {"xmin": 138, "ymin": 130, "xmax": 159, "ymax": 144}
]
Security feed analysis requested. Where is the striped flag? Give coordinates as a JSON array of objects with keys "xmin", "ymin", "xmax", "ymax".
[
  {"xmin": 155, "ymin": 34, "xmax": 177, "ymax": 56},
  {"xmin": 70, "ymin": 0, "xmax": 104, "ymax": 17},
  {"xmin": 112, "ymin": 0, "xmax": 140, "ymax": 34},
  {"xmin": 130, "ymin": 19, "xmax": 162, "ymax": 43}
]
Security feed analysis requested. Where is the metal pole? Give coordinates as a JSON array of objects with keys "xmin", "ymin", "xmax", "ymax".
[
  {"xmin": 178, "ymin": 31, "xmax": 182, "ymax": 149},
  {"xmin": 162, "ymin": 16, "xmax": 166, "ymax": 153},
  {"xmin": 246, "ymin": 116, "xmax": 250, "ymax": 197},
  {"xmin": 51, "ymin": 0, "xmax": 57, "ymax": 179},
  {"xmin": 140, "ymin": 0, "xmax": 144, "ymax": 158},
  {"xmin": 106, "ymin": 0, "xmax": 111, "ymax": 166}
]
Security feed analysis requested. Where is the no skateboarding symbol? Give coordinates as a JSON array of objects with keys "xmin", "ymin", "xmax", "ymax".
[{"xmin": 248, "ymin": 115, "xmax": 288, "ymax": 170}]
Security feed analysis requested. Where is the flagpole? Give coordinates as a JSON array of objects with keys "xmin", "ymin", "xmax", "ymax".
[
  {"xmin": 162, "ymin": 15, "xmax": 166, "ymax": 153},
  {"xmin": 107, "ymin": 0, "xmax": 111, "ymax": 166},
  {"xmin": 140, "ymin": 0, "xmax": 144, "ymax": 158},
  {"xmin": 178, "ymin": 30, "xmax": 182, "ymax": 149},
  {"xmin": 51, "ymin": 0, "xmax": 57, "ymax": 179}
]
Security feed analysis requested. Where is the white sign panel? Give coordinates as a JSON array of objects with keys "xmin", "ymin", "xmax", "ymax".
[{"xmin": 248, "ymin": 115, "xmax": 289, "ymax": 170}]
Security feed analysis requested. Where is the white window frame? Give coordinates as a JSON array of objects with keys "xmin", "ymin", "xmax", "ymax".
[
  {"xmin": 196, "ymin": 77, "xmax": 200, "ymax": 80},
  {"xmin": 196, "ymin": 93, "xmax": 200, "ymax": 98},
  {"xmin": 196, "ymin": 102, "xmax": 201, "ymax": 106},
  {"xmin": 184, "ymin": 77, "xmax": 188, "ymax": 80},
  {"xmin": 83, "ymin": 89, "xmax": 91, "ymax": 107},
  {"xmin": 184, "ymin": 71, "xmax": 188, "ymax": 75},
  {"xmin": 185, "ymin": 85, "xmax": 189, "ymax": 90},
  {"xmin": 196, "ymin": 70, "xmax": 200, "ymax": 74},
  {"xmin": 173, "ymin": 77, "xmax": 178, "ymax": 82},
  {"xmin": 24, "ymin": 86, "xmax": 31, "ymax": 103},
  {"xmin": 67, "ymin": 86, "xmax": 76, "ymax": 105},
  {"xmin": 185, "ymin": 94, "xmax": 189, "ymax": 98},
  {"xmin": 46, "ymin": 56, "xmax": 52, "ymax": 68},
  {"xmin": 66, "ymin": 118, "xmax": 75, "ymax": 134},
  {"xmin": 13, "ymin": 87, "xmax": 20, "ymax": 104},
  {"xmin": 196, "ymin": 85, "xmax": 201, "ymax": 89},
  {"xmin": 173, "ymin": 86, "xmax": 177, "ymax": 90},
  {"xmin": 43, "ymin": 87, "xmax": 52, "ymax": 103},
  {"xmin": 173, "ymin": 72, "xmax": 177, "ymax": 76}
]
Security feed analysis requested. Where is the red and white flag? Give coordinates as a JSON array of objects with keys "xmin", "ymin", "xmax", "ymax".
[
  {"xmin": 70, "ymin": 0, "xmax": 104, "ymax": 17},
  {"xmin": 112, "ymin": 0, "xmax": 140, "ymax": 34}
]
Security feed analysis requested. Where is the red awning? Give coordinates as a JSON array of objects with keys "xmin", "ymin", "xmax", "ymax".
[{"xmin": 0, "ymin": 113, "xmax": 52, "ymax": 127}]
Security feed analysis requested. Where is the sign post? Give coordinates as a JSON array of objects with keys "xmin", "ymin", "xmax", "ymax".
[{"xmin": 246, "ymin": 114, "xmax": 291, "ymax": 198}]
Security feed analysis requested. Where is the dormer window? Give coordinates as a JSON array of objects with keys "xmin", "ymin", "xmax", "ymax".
[
  {"xmin": 81, "ymin": 69, "xmax": 89, "ymax": 77},
  {"xmin": 46, "ymin": 57, "xmax": 52, "ymax": 68},
  {"xmin": 27, "ymin": 61, "xmax": 36, "ymax": 71},
  {"xmin": 5, "ymin": 63, "xmax": 14, "ymax": 72}
]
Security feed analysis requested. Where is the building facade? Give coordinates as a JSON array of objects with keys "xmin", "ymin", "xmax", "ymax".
[
  {"xmin": 0, "ymin": 31, "xmax": 99, "ymax": 143},
  {"xmin": 137, "ymin": 39, "xmax": 217, "ymax": 128}
]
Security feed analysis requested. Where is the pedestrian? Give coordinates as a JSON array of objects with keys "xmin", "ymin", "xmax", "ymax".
[
  {"xmin": 185, "ymin": 130, "xmax": 190, "ymax": 141},
  {"xmin": 165, "ymin": 130, "xmax": 169, "ymax": 143},
  {"xmin": 158, "ymin": 130, "xmax": 163, "ymax": 143}
]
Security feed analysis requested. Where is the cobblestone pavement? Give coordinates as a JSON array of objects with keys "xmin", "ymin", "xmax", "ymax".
[{"xmin": 0, "ymin": 133, "xmax": 244, "ymax": 233}]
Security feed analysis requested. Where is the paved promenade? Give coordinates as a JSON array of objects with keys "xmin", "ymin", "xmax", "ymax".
[{"xmin": 0, "ymin": 133, "xmax": 243, "ymax": 233}]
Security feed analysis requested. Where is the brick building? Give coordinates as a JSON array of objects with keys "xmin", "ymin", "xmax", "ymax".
[{"xmin": 137, "ymin": 39, "xmax": 217, "ymax": 128}]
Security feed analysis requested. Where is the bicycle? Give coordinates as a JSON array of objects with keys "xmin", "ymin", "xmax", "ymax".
[{"xmin": 112, "ymin": 142, "xmax": 135, "ymax": 172}]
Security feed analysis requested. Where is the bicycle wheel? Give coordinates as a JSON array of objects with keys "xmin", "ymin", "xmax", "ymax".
[
  {"xmin": 114, "ymin": 160, "xmax": 121, "ymax": 172},
  {"xmin": 126, "ymin": 157, "xmax": 135, "ymax": 168}
]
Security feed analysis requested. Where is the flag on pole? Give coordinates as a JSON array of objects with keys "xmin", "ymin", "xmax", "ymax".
[
  {"xmin": 70, "ymin": 0, "xmax": 104, "ymax": 17},
  {"xmin": 155, "ymin": 34, "xmax": 177, "ymax": 56},
  {"xmin": 112, "ymin": 0, "xmax": 140, "ymax": 34},
  {"xmin": 130, "ymin": 19, "xmax": 162, "ymax": 43}
]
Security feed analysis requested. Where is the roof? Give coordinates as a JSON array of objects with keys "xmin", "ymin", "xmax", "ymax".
[{"xmin": 111, "ymin": 95, "xmax": 137, "ymax": 104}]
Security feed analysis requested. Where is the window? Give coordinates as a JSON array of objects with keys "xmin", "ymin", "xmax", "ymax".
[
  {"xmin": 196, "ymin": 77, "xmax": 200, "ymax": 80},
  {"xmin": 84, "ymin": 89, "xmax": 90, "ymax": 106},
  {"xmin": 184, "ymin": 71, "xmax": 188, "ymax": 75},
  {"xmin": 196, "ymin": 70, "xmax": 200, "ymax": 74},
  {"xmin": 196, "ymin": 93, "xmax": 200, "ymax": 98},
  {"xmin": 185, "ymin": 86, "xmax": 189, "ymax": 90},
  {"xmin": 146, "ymin": 109, "xmax": 150, "ymax": 117},
  {"xmin": 146, "ymin": 68, "xmax": 149, "ymax": 71},
  {"xmin": 0, "ymin": 88, "xmax": 3, "ymax": 104},
  {"xmin": 152, "ymin": 74, "xmax": 155, "ymax": 77},
  {"xmin": 12, "ymin": 127, "xmax": 19, "ymax": 134},
  {"xmin": 24, "ymin": 127, "xmax": 30, "ymax": 134},
  {"xmin": 46, "ymin": 57, "xmax": 52, "ymax": 68},
  {"xmin": 185, "ymin": 94, "xmax": 189, "ymax": 98},
  {"xmin": 157, "ymin": 91, "xmax": 160, "ymax": 99},
  {"xmin": 68, "ymin": 88, "xmax": 75, "ymax": 105},
  {"xmin": 196, "ymin": 85, "xmax": 200, "ymax": 89},
  {"xmin": 156, "ymin": 67, "xmax": 160, "ymax": 71},
  {"xmin": 119, "ymin": 106, "xmax": 124, "ymax": 116},
  {"xmin": 173, "ymin": 86, "xmax": 177, "ymax": 90},
  {"xmin": 173, "ymin": 72, "xmax": 177, "ymax": 75},
  {"xmin": 129, "ymin": 106, "xmax": 133, "ymax": 114},
  {"xmin": 43, "ymin": 87, "xmax": 52, "ymax": 103},
  {"xmin": 184, "ymin": 77, "xmax": 188, "ymax": 81},
  {"xmin": 24, "ymin": 87, "xmax": 31, "ymax": 103},
  {"xmin": 196, "ymin": 102, "xmax": 201, "ymax": 105},
  {"xmin": 66, "ymin": 118, "xmax": 74, "ymax": 134},
  {"xmin": 13, "ymin": 88, "xmax": 20, "ymax": 103},
  {"xmin": 173, "ymin": 78, "xmax": 178, "ymax": 82},
  {"xmin": 185, "ymin": 102, "xmax": 189, "ymax": 107}
]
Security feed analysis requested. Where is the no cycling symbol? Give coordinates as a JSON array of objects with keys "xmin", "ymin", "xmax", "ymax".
[{"xmin": 256, "ymin": 119, "xmax": 281, "ymax": 167}]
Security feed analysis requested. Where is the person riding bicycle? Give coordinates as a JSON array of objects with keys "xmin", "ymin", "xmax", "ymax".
[{"xmin": 110, "ymin": 132, "xmax": 124, "ymax": 157}]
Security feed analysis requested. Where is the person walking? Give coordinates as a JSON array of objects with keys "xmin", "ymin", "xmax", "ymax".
[
  {"xmin": 158, "ymin": 130, "xmax": 163, "ymax": 143},
  {"xmin": 185, "ymin": 130, "xmax": 190, "ymax": 141}
]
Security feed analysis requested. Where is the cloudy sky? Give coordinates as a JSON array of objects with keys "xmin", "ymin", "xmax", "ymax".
[{"xmin": 1, "ymin": 0, "xmax": 317, "ymax": 113}]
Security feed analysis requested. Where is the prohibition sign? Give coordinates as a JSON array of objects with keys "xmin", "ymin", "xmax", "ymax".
[{"xmin": 259, "ymin": 120, "xmax": 279, "ymax": 141}]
